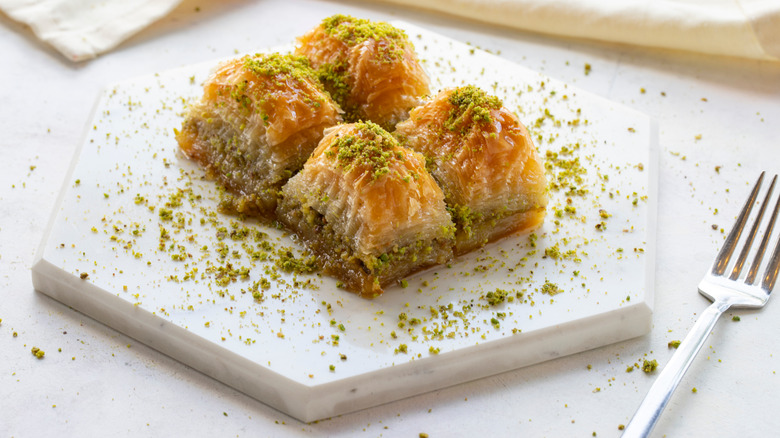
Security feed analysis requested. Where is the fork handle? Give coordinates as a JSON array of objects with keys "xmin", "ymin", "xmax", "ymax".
[{"xmin": 622, "ymin": 300, "xmax": 729, "ymax": 438}]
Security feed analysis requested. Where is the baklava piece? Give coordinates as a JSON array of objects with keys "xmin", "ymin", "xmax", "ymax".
[
  {"xmin": 176, "ymin": 53, "xmax": 342, "ymax": 217},
  {"xmin": 295, "ymin": 14, "xmax": 430, "ymax": 130},
  {"xmin": 278, "ymin": 121, "xmax": 454, "ymax": 297},
  {"xmin": 395, "ymin": 85, "xmax": 548, "ymax": 254}
]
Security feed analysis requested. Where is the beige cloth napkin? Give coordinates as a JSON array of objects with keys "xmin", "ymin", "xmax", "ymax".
[
  {"xmin": 0, "ymin": 0, "xmax": 182, "ymax": 61},
  {"xmin": 2, "ymin": 0, "xmax": 778, "ymax": 62},
  {"xmin": 380, "ymin": 0, "xmax": 780, "ymax": 61}
]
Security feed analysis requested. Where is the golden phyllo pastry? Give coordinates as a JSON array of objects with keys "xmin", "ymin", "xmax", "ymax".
[
  {"xmin": 176, "ymin": 53, "xmax": 342, "ymax": 217},
  {"xmin": 395, "ymin": 85, "xmax": 548, "ymax": 254},
  {"xmin": 295, "ymin": 14, "xmax": 430, "ymax": 130},
  {"xmin": 278, "ymin": 121, "xmax": 454, "ymax": 297}
]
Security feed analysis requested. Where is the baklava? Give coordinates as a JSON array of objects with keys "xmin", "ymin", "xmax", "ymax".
[
  {"xmin": 278, "ymin": 121, "xmax": 454, "ymax": 296},
  {"xmin": 395, "ymin": 85, "xmax": 548, "ymax": 254},
  {"xmin": 295, "ymin": 14, "xmax": 430, "ymax": 130},
  {"xmin": 176, "ymin": 53, "xmax": 342, "ymax": 217}
]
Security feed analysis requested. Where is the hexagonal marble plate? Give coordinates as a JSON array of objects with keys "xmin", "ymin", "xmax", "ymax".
[{"xmin": 32, "ymin": 22, "xmax": 657, "ymax": 422}]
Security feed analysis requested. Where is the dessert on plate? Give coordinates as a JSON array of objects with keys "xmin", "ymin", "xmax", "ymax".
[
  {"xmin": 176, "ymin": 16, "xmax": 549, "ymax": 297},
  {"xmin": 278, "ymin": 121, "xmax": 455, "ymax": 296},
  {"xmin": 295, "ymin": 14, "xmax": 430, "ymax": 130},
  {"xmin": 395, "ymin": 85, "xmax": 548, "ymax": 254},
  {"xmin": 176, "ymin": 53, "xmax": 342, "ymax": 217}
]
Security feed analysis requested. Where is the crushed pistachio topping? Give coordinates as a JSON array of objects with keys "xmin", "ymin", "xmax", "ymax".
[
  {"xmin": 444, "ymin": 85, "xmax": 502, "ymax": 133},
  {"xmin": 228, "ymin": 53, "xmax": 327, "ymax": 113},
  {"xmin": 446, "ymin": 204, "xmax": 481, "ymax": 237},
  {"xmin": 276, "ymin": 250, "xmax": 318, "ymax": 274},
  {"xmin": 321, "ymin": 14, "xmax": 407, "ymax": 47},
  {"xmin": 243, "ymin": 53, "xmax": 318, "ymax": 82},
  {"xmin": 328, "ymin": 121, "xmax": 405, "ymax": 179},
  {"xmin": 316, "ymin": 60, "xmax": 350, "ymax": 104}
]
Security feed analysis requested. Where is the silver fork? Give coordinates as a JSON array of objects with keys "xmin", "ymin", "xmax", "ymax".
[{"xmin": 623, "ymin": 171, "xmax": 780, "ymax": 437}]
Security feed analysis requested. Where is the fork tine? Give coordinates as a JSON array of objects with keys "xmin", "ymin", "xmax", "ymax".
[
  {"xmin": 763, "ymin": 239, "xmax": 780, "ymax": 292},
  {"xmin": 733, "ymin": 174, "xmax": 777, "ymax": 280},
  {"xmin": 746, "ymin": 175, "xmax": 780, "ymax": 284},
  {"xmin": 713, "ymin": 172, "xmax": 765, "ymax": 276},
  {"xmin": 761, "ymin": 186, "xmax": 780, "ymax": 292}
]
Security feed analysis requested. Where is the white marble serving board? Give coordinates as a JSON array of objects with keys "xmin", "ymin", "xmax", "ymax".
[{"xmin": 32, "ymin": 22, "xmax": 658, "ymax": 422}]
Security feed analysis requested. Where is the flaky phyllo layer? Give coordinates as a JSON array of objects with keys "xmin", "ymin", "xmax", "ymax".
[
  {"xmin": 279, "ymin": 122, "xmax": 454, "ymax": 297},
  {"xmin": 176, "ymin": 15, "xmax": 548, "ymax": 296}
]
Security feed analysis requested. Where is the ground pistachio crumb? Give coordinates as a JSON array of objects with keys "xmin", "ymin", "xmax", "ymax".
[
  {"xmin": 732, "ymin": 315, "xmax": 740, "ymax": 322},
  {"xmin": 668, "ymin": 340, "xmax": 681, "ymax": 349},
  {"xmin": 31, "ymin": 346, "xmax": 45, "ymax": 359},
  {"xmin": 540, "ymin": 280, "xmax": 563, "ymax": 296},
  {"xmin": 642, "ymin": 359, "xmax": 658, "ymax": 373},
  {"xmin": 484, "ymin": 288, "xmax": 509, "ymax": 305}
]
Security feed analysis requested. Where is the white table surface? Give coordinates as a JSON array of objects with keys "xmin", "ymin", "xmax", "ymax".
[{"xmin": 2, "ymin": 0, "xmax": 779, "ymax": 437}]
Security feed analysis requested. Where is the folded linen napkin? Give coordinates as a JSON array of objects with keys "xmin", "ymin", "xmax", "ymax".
[
  {"xmin": 0, "ymin": 0, "xmax": 182, "ymax": 61},
  {"xmin": 378, "ymin": 0, "xmax": 780, "ymax": 61}
]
